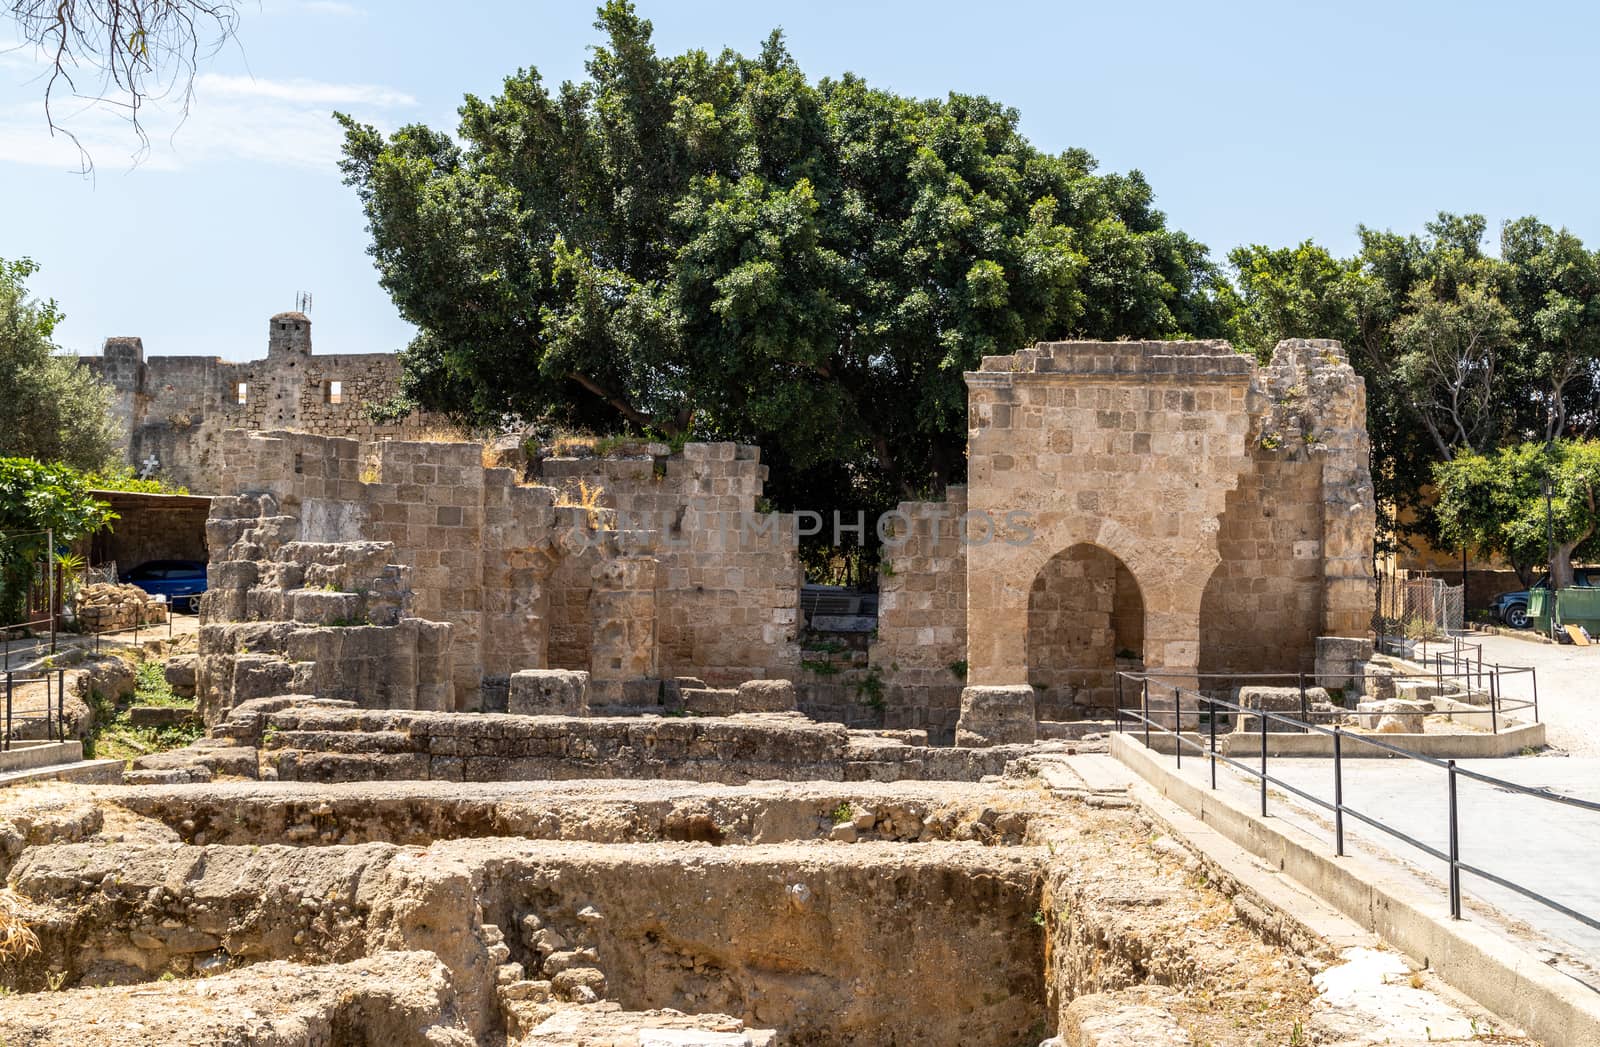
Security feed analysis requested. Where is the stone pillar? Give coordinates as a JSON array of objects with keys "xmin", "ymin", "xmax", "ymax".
[
  {"xmin": 1139, "ymin": 601, "xmax": 1201, "ymax": 730},
  {"xmin": 588, "ymin": 552, "xmax": 661, "ymax": 711},
  {"xmin": 955, "ymin": 685, "xmax": 1037, "ymax": 747},
  {"xmin": 1263, "ymin": 340, "xmax": 1377, "ymax": 639}
]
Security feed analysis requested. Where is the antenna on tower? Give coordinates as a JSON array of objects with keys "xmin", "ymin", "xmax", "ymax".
[{"xmin": 295, "ymin": 291, "xmax": 313, "ymax": 312}]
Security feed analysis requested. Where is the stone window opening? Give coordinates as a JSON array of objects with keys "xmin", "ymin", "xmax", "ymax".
[
  {"xmin": 326, "ymin": 380, "xmax": 344, "ymax": 405},
  {"xmin": 231, "ymin": 381, "xmax": 248, "ymax": 406}
]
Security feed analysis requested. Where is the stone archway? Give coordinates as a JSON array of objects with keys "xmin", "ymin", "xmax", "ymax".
[{"xmin": 1025, "ymin": 544, "xmax": 1144, "ymax": 720}]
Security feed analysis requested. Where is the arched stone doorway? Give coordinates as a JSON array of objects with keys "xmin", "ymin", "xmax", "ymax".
[{"xmin": 1025, "ymin": 544, "xmax": 1144, "ymax": 720}]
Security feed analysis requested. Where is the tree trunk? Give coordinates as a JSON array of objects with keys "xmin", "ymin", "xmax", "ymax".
[{"xmin": 1551, "ymin": 530, "xmax": 1591, "ymax": 590}]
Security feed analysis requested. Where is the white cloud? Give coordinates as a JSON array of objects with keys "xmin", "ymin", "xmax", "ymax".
[
  {"xmin": 195, "ymin": 73, "xmax": 414, "ymax": 109},
  {"xmin": 0, "ymin": 70, "xmax": 414, "ymax": 173}
]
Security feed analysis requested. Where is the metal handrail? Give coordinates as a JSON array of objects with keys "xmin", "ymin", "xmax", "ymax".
[
  {"xmin": 1124, "ymin": 662, "xmax": 1538, "ymax": 734},
  {"xmin": 1114, "ymin": 672, "xmax": 1599, "ymax": 938},
  {"xmin": 2, "ymin": 667, "xmax": 68, "ymax": 751}
]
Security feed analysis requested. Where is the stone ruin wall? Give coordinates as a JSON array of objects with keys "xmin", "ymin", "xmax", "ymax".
[
  {"xmin": 199, "ymin": 430, "xmax": 802, "ymax": 719},
  {"xmin": 189, "ymin": 336, "xmax": 1373, "ymax": 730},
  {"xmin": 961, "ymin": 338, "xmax": 1376, "ymax": 720},
  {"xmin": 865, "ymin": 491, "xmax": 970, "ymax": 739},
  {"xmin": 82, "ymin": 313, "xmax": 428, "ymax": 494},
  {"xmin": 535, "ymin": 445, "xmax": 802, "ymax": 688}
]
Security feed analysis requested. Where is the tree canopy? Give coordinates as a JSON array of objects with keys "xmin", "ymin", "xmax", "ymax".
[
  {"xmin": 0, "ymin": 257, "xmax": 123, "ymax": 474},
  {"xmin": 0, "ymin": 456, "xmax": 115, "ymax": 623},
  {"xmin": 337, "ymin": 1, "xmax": 1221, "ymax": 510},
  {"xmin": 1221, "ymin": 214, "xmax": 1600, "ymax": 556},
  {"xmin": 1434, "ymin": 440, "xmax": 1600, "ymax": 588}
]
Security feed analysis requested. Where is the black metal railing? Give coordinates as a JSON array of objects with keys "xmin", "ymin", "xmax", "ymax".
[
  {"xmin": 2, "ymin": 601, "xmax": 177, "ymax": 671},
  {"xmin": 1114, "ymin": 660, "xmax": 1537, "ymax": 738},
  {"xmin": 1115, "ymin": 672, "xmax": 1598, "ymax": 940},
  {"xmin": 2, "ymin": 668, "xmax": 68, "ymax": 751}
]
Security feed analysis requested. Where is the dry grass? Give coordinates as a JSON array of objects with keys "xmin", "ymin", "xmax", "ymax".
[
  {"xmin": 402, "ymin": 423, "xmax": 510, "ymax": 473},
  {"xmin": 0, "ymin": 889, "xmax": 40, "ymax": 964},
  {"xmin": 413, "ymin": 422, "xmax": 480, "ymax": 444},
  {"xmin": 554, "ymin": 478, "xmax": 608, "ymax": 528},
  {"xmin": 552, "ymin": 433, "xmax": 601, "ymax": 457},
  {"xmin": 555, "ymin": 478, "xmax": 607, "ymax": 511}
]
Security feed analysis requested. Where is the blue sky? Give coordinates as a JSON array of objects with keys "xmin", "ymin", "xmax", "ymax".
[{"xmin": 2, "ymin": 0, "xmax": 1597, "ymax": 361}]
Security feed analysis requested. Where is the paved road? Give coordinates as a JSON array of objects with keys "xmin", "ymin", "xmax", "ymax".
[
  {"xmin": 1166, "ymin": 748, "xmax": 1600, "ymax": 981},
  {"xmin": 1439, "ymin": 632, "xmax": 1600, "ymax": 757}
]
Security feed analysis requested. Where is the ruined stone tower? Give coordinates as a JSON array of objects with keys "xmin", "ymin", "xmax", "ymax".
[{"xmin": 267, "ymin": 311, "xmax": 312, "ymax": 358}]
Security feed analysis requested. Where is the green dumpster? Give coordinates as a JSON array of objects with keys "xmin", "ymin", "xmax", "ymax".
[
  {"xmin": 1556, "ymin": 585, "xmax": 1600, "ymax": 635},
  {"xmin": 1529, "ymin": 587, "xmax": 1551, "ymax": 635}
]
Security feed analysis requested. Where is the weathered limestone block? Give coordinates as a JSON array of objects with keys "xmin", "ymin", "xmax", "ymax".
[
  {"xmin": 1365, "ymin": 665, "xmax": 1398, "ymax": 702},
  {"xmin": 955, "ymin": 686, "xmax": 1037, "ymax": 747},
  {"xmin": 508, "ymin": 670, "xmax": 589, "ymax": 717},
  {"xmin": 1315, "ymin": 636, "xmax": 1374, "ymax": 693},
  {"xmin": 127, "ymin": 706, "xmax": 196, "ymax": 728},
  {"xmin": 1394, "ymin": 680, "xmax": 1445, "ymax": 703},
  {"xmin": 683, "ymin": 688, "xmax": 739, "ymax": 716},
  {"xmin": 735, "ymin": 678, "xmax": 797, "ymax": 713},
  {"xmin": 1356, "ymin": 699, "xmax": 1430, "ymax": 733},
  {"xmin": 164, "ymin": 654, "xmax": 197, "ymax": 698},
  {"xmin": 1233, "ymin": 686, "xmax": 1329, "ymax": 733},
  {"xmin": 74, "ymin": 582, "xmax": 167, "ymax": 631},
  {"xmin": 1058, "ymin": 991, "xmax": 1192, "ymax": 1046}
]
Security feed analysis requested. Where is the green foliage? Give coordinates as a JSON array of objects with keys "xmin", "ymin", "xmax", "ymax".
[
  {"xmin": 0, "ymin": 258, "xmax": 122, "ymax": 473},
  {"xmin": 830, "ymin": 802, "xmax": 852, "ymax": 825},
  {"xmin": 0, "ymin": 458, "xmax": 116, "ymax": 624},
  {"xmin": 855, "ymin": 664, "xmax": 885, "ymax": 709},
  {"xmin": 133, "ymin": 660, "xmax": 187, "ymax": 707},
  {"xmin": 337, "ymin": 2, "xmax": 1221, "ymax": 516},
  {"xmin": 1220, "ymin": 213, "xmax": 1600, "ymax": 557},
  {"xmin": 1434, "ymin": 439, "xmax": 1600, "ymax": 586},
  {"xmin": 85, "ymin": 466, "xmax": 190, "ymax": 496},
  {"xmin": 82, "ymin": 660, "xmax": 201, "ymax": 763}
]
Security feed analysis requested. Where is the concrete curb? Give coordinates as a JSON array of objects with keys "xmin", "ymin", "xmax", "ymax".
[
  {"xmin": 0, "ymin": 757, "xmax": 122, "ymax": 788},
  {"xmin": 0, "ymin": 740, "xmax": 82, "ymax": 774},
  {"xmin": 1133, "ymin": 720, "xmax": 1546, "ymax": 759},
  {"xmin": 1111, "ymin": 731, "xmax": 1600, "ymax": 1046}
]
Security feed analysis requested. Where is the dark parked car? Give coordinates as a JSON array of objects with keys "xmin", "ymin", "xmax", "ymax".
[
  {"xmin": 121, "ymin": 559, "xmax": 207, "ymax": 613},
  {"xmin": 1491, "ymin": 568, "xmax": 1599, "ymax": 628}
]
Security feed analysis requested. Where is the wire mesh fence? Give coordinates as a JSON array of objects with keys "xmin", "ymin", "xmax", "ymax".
[{"xmin": 1375, "ymin": 574, "xmax": 1463, "ymax": 642}]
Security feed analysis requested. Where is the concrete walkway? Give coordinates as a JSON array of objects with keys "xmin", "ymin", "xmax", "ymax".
[
  {"xmin": 1432, "ymin": 632, "xmax": 1600, "ymax": 757},
  {"xmin": 1150, "ymin": 740, "xmax": 1600, "ymax": 985}
]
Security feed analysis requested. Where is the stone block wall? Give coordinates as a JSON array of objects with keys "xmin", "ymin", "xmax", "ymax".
[
  {"xmin": 204, "ymin": 431, "xmax": 802, "ymax": 712},
  {"xmin": 208, "ymin": 430, "xmax": 591, "ymax": 710},
  {"xmin": 960, "ymin": 339, "xmax": 1375, "ymax": 715},
  {"xmin": 537, "ymin": 443, "xmax": 802, "ymax": 687},
  {"xmin": 867, "ymin": 491, "xmax": 969, "ymax": 739},
  {"xmin": 81, "ymin": 313, "xmax": 428, "ymax": 493},
  {"xmin": 195, "ymin": 490, "xmax": 453, "ymax": 724}
]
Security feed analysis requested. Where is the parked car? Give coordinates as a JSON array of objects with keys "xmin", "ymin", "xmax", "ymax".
[
  {"xmin": 1491, "ymin": 568, "xmax": 1600, "ymax": 628},
  {"xmin": 121, "ymin": 559, "xmax": 207, "ymax": 613}
]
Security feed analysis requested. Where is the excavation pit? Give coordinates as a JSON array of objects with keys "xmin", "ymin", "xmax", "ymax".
[{"xmin": 0, "ymin": 774, "xmax": 1536, "ymax": 1046}]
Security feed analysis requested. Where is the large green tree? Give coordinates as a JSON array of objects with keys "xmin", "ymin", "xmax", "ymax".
[
  {"xmin": 1219, "ymin": 213, "xmax": 1600, "ymax": 557},
  {"xmin": 0, "ymin": 257, "xmax": 122, "ymax": 473},
  {"xmin": 1434, "ymin": 440, "xmax": 1600, "ymax": 588},
  {"xmin": 337, "ymin": 2, "xmax": 1220, "ymax": 506}
]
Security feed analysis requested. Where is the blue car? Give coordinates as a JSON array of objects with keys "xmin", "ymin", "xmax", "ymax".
[{"xmin": 122, "ymin": 559, "xmax": 207, "ymax": 613}]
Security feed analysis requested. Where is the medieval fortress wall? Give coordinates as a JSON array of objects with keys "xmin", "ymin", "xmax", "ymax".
[{"xmin": 82, "ymin": 312, "xmax": 426, "ymax": 492}]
